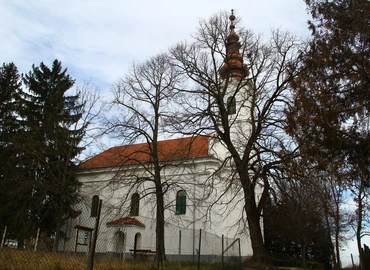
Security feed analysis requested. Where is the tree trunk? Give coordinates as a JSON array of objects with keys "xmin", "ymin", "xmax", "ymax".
[
  {"xmin": 301, "ymin": 239, "xmax": 306, "ymax": 268},
  {"xmin": 356, "ymin": 180, "xmax": 364, "ymax": 269},
  {"xmin": 154, "ymin": 184, "xmax": 166, "ymax": 268},
  {"xmin": 244, "ymin": 189, "xmax": 266, "ymax": 263},
  {"xmin": 334, "ymin": 218, "xmax": 341, "ymax": 269},
  {"xmin": 17, "ymin": 235, "xmax": 25, "ymax": 250},
  {"xmin": 323, "ymin": 205, "xmax": 338, "ymax": 269},
  {"xmin": 53, "ymin": 211, "xmax": 63, "ymax": 252}
]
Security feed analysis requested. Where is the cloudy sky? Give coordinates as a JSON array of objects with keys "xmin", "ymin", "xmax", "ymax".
[
  {"xmin": 0, "ymin": 0, "xmax": 364, "ymax": 266},
  {"xmin": 1, "ymin": 0, "xmax": 310, "ymax": 92}
]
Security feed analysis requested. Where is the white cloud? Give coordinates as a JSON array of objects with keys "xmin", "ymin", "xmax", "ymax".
[
  {"xmin": 1, "ymin": 0, "xmax": 310, "ymax": 92},
  {"xmin": 1, "ymin": 0, "xmax": 365, "ymax": 264}
]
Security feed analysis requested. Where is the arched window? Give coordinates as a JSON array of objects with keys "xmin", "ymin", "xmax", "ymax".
[
  {"xmin": 176, "ymin": 190, "xmax": 186, "ymax": 215},
  {"xmin": 227, "ymin": 96, "xmax": 236, "ymax": 115},
  {"xmin": 130, "ymin": 193, "xmax": 140, "ymax": 216}
]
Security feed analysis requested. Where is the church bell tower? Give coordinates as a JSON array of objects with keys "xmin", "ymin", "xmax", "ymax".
[{"xmin": 218, "ymin": 10, "xmax": 252, "ymax": 155}]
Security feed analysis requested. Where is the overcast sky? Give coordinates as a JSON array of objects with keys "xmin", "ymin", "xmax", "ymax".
[
  {"xmin": 1, "ymin": 0, "xmax": 310, "ymax": 92},
  {"xmin": 0, "ymin": 1, "xmax": 364, "ymax": 266}
]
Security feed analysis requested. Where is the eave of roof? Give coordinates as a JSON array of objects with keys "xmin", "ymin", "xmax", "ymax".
[
  {"xmin": 106, "ymin": 216, "xmax": 145, "ymax": 228},
  {"xmin": 79, "ymin": 136, "xmax": 209, "ymax": 170}
]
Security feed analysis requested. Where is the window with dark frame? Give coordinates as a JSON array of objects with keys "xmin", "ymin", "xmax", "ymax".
[
  {"xmin": 176, "ymin": 190, "xmax": 186, "ymax": 215},
  {"xmin": 227, "ymin": 96, "xmax": 236, "ymax": 115},
  {"xmin": 130, "ymin": 192, "xmax": 140, "ymax": 216}
]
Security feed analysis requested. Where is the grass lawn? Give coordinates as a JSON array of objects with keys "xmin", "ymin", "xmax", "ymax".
[{"xmin": 0, "ymin": 248, "xmax": 242, "ymax": 270}]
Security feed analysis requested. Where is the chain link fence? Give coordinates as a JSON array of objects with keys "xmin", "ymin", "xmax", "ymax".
[{"xmin": 0, "ymin": 204, "xmax": 241, "ymax": 269}]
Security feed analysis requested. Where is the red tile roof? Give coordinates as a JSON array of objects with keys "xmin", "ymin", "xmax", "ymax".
[
  {"xmin": 79, "ymin": 136, "xmax": 209, "ymax": 169},
  {"xmin": 106, "ymin": 216, "xmax": 145, "ymax": 228}
]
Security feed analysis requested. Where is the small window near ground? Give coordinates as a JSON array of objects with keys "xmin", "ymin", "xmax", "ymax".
[{"xmin": 176, "ymin": 190, "xmax": 186, "ymax": 215}]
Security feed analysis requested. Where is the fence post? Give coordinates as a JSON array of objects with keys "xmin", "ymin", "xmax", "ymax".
[
  {"xmin": 221, "ymin": 234, "xmax": 224, "ymax": 269},
  {"xmin": 197, "ymin": 229, "xmax": 202, "ymax": 270},
  {"xmin": 1, "ymin": 226, "xmax": 7, "ymax": 248},
  {"xmin": 123, "ymin": 231, "xmax": 126, "ymax": 260},
  {"xmin": 34, "ymin": 228, "xmax": 40, "ymax": 252},
  {"xmin": 178, "ymin": 230, "xmax": 182, "ymax": 262},
  {"xmin": 87, "ymin": 199, "xmax": 102, "ymax": 270},
  {"xmin": 238, "ymin": 238, "xmax": 242, "ymax": 266}
]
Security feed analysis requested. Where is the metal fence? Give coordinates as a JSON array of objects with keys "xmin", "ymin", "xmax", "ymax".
[{"xmin": 0, "ymin": 212, "xmax": 241, "ymax": 269}]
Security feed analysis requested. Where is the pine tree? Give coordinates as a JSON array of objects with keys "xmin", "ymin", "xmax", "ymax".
[
  {"xmin": 0, "ymin": 63, "xmax": 25, "ymax": 241},
  {"xmin": 21, "ymin": 60, "xmax": 85, "ymax": 251},
  {"xmin": 0, "ymin": 63, "xmax": 21, "ymax": 184}
]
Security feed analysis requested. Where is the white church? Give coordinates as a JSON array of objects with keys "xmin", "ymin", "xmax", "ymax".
[{"xmin": 59, "ymin": 11, "xmax": 259, "ymax": 262}]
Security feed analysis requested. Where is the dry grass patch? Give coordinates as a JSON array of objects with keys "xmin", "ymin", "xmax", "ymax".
[{"xmin": 0, "ymin": 249, "xmax": 242, "ymax": 270}]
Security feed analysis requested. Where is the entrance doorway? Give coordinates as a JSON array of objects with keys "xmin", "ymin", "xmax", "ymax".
[
  {"xmin": 133, "ymin": 232, "xmax": 142, "ymax": 258},
  {"xmin": 114, "ymin": 231, "xmax": 125, "ymax": 258}
]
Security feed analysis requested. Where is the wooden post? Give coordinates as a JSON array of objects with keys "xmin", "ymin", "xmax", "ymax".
[
  {"xmin": 87, "ymin": 199, "xmax": 102, "ymax": 270},
  {"xmin": 75, "ymin": 227, "xmax": 79, "ymax": 253},
  {"xmin": 34, "ymin": 228, "xmax": 40, "ymax": 252},
  {"xmin": 1, "ymin": 226, "xmax": 7, "ymax": 248}
]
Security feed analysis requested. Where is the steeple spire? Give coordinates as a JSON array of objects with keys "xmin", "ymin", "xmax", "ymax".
[
  {"xmin": 229, "ymin": 9, "xmax": 236, "ymax": 31},
  {"xmin": 219, "ymin": 9, "xmax": 249, "ymax": 81}
]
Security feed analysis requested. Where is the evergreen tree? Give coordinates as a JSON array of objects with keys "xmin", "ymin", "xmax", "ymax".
[
  {"xmin": 21, "ymin": 60, "xmax": 84, "ymax": 250},
  {"xmin": 0, "ymin": 63, "xmax": 21, "ymax": 187},
  {"xmin": 0, "ymin": 63, "xmax": 25, "ymax": 241}
]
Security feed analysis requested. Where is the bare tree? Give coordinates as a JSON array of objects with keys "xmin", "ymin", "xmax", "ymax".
[
  {"xmin": 170, "ymin": 11, "xmax": 304, "ymax": 263},
  {"xmin": 271, "ymin": 157, "xmax": 351, "ymax": 269},
  {"xmin": 104, "ymin": 53, "xmax": 185, "ymax": 267},
  {"xmin": 285, "ymin": 1, "xmax": 370, "ymax": 266},
  {"xmin": 75, "ymin": 82, "xmax": 107, "ymax": 160},
  {"xmin": 52, "ymin": 83, "xmax": 104, "ymax": 252},
  {"xmin": 267, "ymin": 175, "xmax": 331, "ymax": 268},
  {"xmin": 320, "ymin": 172, "xmax": 350, "ymax": 270}
]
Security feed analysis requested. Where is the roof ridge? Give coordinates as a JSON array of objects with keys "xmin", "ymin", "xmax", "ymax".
[{"xmin": 79, "ymin": 135, "xmax": 210, "ymax": 169}]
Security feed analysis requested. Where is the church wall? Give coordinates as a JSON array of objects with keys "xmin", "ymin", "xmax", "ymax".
[{"xmin": 59, "ymin": 154, "xmax": 253, "ymax": 258}]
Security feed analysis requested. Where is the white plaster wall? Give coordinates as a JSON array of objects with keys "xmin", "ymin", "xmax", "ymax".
[
  {"xmin": 61, "ymin": 153, "xmax": 253, "ymax": 257},
  {"xmin": 59, "ymin": 76, "xmax": 263, "ymax": 258}
]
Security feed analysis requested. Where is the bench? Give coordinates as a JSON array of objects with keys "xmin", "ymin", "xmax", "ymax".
[{"xmin": 129, "ymin": 249, "xmax": 156, "ymax": 259}]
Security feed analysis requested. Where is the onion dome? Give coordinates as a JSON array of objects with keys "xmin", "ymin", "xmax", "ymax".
[{"xmin": 219, "ymin": 10, "xmax": 249, "ymax": 80}]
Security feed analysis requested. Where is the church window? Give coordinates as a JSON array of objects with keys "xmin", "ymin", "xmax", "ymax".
[
  {"xmin": 176, "ymin": 190, "xmax": 186, "ymax": 215},
  {"xmin": 130, "ymin": 192, "xmax": 140, "ymax": 216},
  {"xmin": 227, "ymin": 96, "xmax": 236, "ymax": 115}
]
